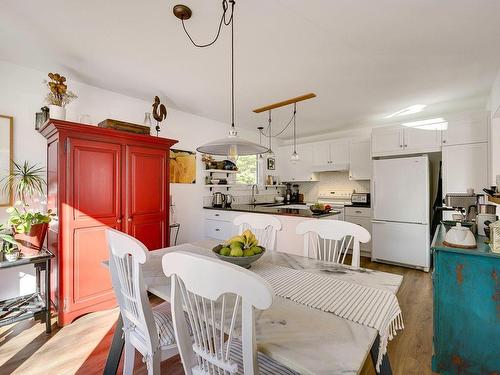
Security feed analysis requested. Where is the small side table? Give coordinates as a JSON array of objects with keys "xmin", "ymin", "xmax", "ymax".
[
  {"xmin": 170, "ymin": 223, "xmax": 180, "ymax": 246},
  {"xmin": 0, "ymin": 249, "xmax": 53, "ymax": 333}
]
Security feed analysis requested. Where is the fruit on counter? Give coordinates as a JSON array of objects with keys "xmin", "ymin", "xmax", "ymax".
[
  {"xmin": 214, "ymin": 229, "xmax": 264, "ymax": 257},
  {"xmin": 310, "ymin": 203, "xmax": 331, "ymax": 212}
]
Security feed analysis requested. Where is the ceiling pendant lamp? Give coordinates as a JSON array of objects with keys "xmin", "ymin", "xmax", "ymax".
[
  {"xmin": 174, "ymin": 1, "xmax": 268, "ymax": 161},
  {"xmin": 290, "ymin": 103, "xmax": 300, "ymax": 162}
]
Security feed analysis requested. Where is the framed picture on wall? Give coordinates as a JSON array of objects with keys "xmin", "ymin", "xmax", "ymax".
[
  {"xmin": 267, "ymin": 157, "xmax": 275, "ymax": 170},
  {"xmin": 0, "ymin": 115, "xmax": 13, "ymax": 206},
  {"xmin": 169, "ymin": 149, "xmax": 196, "ymax": 183}
]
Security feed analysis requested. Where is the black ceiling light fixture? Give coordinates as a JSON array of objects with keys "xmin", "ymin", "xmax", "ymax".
[{"xmin": 173, "ymin": 1, "xmax": 268, "ymax": 161}]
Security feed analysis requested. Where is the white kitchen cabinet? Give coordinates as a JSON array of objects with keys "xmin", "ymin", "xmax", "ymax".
[
  {"xmin": 204, "ymin": 210, "xmax": 239, "ymax": 241},
  {"xmin": 311, "ymin": 139, "xmax": 350, "ymax": 171},
  {"xmin": 441, "ymin": 114, "xmax": 489, "ymax": 146},
  {"xmin": 372, "ymin": 125, "xmax": 441, "ymax": 157},
  {"xmin": 403, "ymin": 127, "xmax": 441, "ymax": 153},
  {"xmin": 442, "ymin": 142, "xmax": 488, "ymax": 196},
  {"xmin": 276, "ymin": 143, "xmax": 318, "ymax": 182},
  {"xmin": 345, "ymin": 207, "xmax": 372, "ymax": 254},
  {"xmin": 349, "ymin": 140, "xmax": 371, "ymax": 180},
  {"xmin": 371, "ymin": 126, "xmax": 403, "ymax": 156},
  {"xmin": 312, "ymin": 141, "xmax": 331, "ymax": 166}
]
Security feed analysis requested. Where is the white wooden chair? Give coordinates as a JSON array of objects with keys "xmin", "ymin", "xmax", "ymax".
[
  {"xmin": 295, "ymin": 220, "xmax": 371, "ymax": 268},
  {"xmin": 106, "ymin": 229, "xmax": 179, "ymax": 375},
  {"xmin": 162, "ymin": 251, "xmax": 300, "ymax": 375},
  {"xmin": 233, "ymin": 214, "xmax": 282, "ymax": 251}
]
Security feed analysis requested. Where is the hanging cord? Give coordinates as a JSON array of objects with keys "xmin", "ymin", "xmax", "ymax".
[
  {"xmin": 258, "ymin": 109, "xmax": 295, "ymax": 137},
  {"xmin": 230, "ymin": 0, "xmax": 235, "ymax": 129},
  {"xmin": 268, "ymin": 110, "xmax": 272, "ymax": 150},
  {"xmin": 293, "ymin": 103, "xmax": 297, "ymax": 153},
  {"xmin": 181, "ymin": 0, "xmax": 233, "ymax": 48}
]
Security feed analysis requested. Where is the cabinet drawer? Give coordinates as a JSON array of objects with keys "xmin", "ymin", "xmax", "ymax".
[
  {"xmin": 205, "ymin": 219, "xmax": 233, "ymax": 241},
  {"xmin": 345, "ymin": 207, "xmax": 372, "ymax": 218},
  {"xmin": 204, "ymin": 210, "xmax": 233, "ymax": 222}
]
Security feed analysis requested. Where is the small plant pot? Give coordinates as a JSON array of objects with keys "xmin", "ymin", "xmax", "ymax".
[
  {"xmin": 49, "ymin": 105, "xmax": 66, "ymax": 120},
  {"xmin": 13, "ymin": 223, "xmax": 48, "ymax": 257},
  {"xmin": 5, "ymin": 251, "xmax": 20, "ymax": 262}
]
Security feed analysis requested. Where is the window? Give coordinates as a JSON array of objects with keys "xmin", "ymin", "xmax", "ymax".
[{"xmin": 235, "ymin": 155, "xmax": 257, "ymax": 184}]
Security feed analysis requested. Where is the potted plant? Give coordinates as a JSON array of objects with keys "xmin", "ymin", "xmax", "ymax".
[
  {"xmin": 0, "ymin": 224, "xmax": 19, "ymax": 262},
  {"xmin": 44, "ymin": 72, "xmax": 77, "ymax": 120},
  {"xmin": 1, "ymin": 161, "xmax": 54, "ymax": 256}
]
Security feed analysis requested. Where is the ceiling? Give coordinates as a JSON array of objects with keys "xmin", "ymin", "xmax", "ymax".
[{"xmin": 2, "ymin": 0, "xmax": 500, "ymax": 139}]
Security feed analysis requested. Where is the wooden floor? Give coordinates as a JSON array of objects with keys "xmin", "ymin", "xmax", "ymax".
[{"xmin": 0, "ymin": 257, "xmax": 434, "ymax": 375}]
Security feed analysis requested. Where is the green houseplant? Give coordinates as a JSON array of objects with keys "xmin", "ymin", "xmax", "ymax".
[
  {"xmin": 1, "ymin": 161, "xmax": 54, "ymax": 256},
  {"xmin": 0, "ymin": 223, "xmax": 19, "ymax": 262}
]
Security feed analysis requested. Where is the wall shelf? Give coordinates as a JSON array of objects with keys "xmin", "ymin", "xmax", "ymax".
[
  {"xmin": 204, "ymin": 169, "xmax": 238, "ymax": 175},
  {"xmin": 205, "ymin": 184, "xmax": 238, "ymax": 191}
]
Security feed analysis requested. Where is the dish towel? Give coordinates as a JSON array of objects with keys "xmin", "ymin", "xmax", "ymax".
[{"xmin": 252, "ymin": 263, "xmax": 404, "ymax": 372}]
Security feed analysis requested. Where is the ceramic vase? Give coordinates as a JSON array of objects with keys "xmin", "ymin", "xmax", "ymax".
[{"xmin": 49, "ymin": 104, "xmax": 66, "ymax": 120}]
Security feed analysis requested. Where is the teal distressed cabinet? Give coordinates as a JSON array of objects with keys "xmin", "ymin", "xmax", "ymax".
[{"xmin": 432, "ymin": 225, "xmax": 500, "ymax": 374}]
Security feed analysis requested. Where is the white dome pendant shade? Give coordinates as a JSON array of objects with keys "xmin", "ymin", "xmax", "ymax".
[{"xmin": 196, "ymin": 128, "xmax": 269, "ymax": 162}]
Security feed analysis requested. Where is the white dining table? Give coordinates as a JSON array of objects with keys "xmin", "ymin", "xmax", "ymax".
[{"xmin": 104, "ymin": 240, "xmax": 403, "ymax": 375}]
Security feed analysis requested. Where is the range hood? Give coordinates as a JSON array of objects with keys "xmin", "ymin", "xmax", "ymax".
[{"xmin": 311, "ymin": 162, "xmax": 349, "ymax": 172}]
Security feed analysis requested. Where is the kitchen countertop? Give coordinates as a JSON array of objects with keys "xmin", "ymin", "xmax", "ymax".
[
  {"xmin": 431, "ymin": 224, "xmax": 499, "ymax": 258},
  {"xmin": 203, "ymin": 203, "xmax": 342, "ymax": 218}
]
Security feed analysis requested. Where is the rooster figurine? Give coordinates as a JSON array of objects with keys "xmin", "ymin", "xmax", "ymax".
[{"xmin": 152, "ymin": 96, "xmax": 167, "ymax": 135}]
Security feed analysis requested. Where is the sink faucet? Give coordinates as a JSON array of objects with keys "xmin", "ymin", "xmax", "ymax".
[{"xmin": 251, "ymin": 184, "xmax": 259, "ymax": 204}]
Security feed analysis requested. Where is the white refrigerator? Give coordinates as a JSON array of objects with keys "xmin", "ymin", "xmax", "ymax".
[{"xmin": 371, "ymin": 156, "xmax": 430, "ymax": 271}]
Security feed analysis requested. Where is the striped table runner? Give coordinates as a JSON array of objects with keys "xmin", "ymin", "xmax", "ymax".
[{"xmin": 251, "ymin": 263, "xmax": 404, "ymax": 372}]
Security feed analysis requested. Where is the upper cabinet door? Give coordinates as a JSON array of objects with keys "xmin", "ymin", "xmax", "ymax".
[
  {"xmin": 442, "ymin": 142, "xmax": 488, "ymax": 196},
  {"xmin": 403, "ymin": 127, "xmax": 441, "ymax": 153},
  {"xmin": 277, "ymin": 143, "xmax": 318, "ymax": 182},
  {"xmin": 125, "ymin": 145, "xmax": 168, "ymax": 250},
  {"xmin": 67, "ymin": 138, "xmax": 121, "ymax": 312},
  {"xmin": 371, "ymin": 127, "xmax": 403, "ymax": 157},
  {"xmin": 442, "ymin": 114, "xmax": 488, "ymax": 146},
  {"xmin": 312, "ymin": 141, "xmax": 331, "ymax": 165},
  {"xmin": 349, "ymin": 140, "xmax": 371, "ymax": 180},
  {"xmin": 330, "ymin": 139, "xmax": 349, "ymax": 165}
]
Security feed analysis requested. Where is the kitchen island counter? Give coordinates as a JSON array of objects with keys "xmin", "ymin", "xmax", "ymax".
[{"xmin": 203, "ymin": 204, "xmax": 341, "ymax": 219}]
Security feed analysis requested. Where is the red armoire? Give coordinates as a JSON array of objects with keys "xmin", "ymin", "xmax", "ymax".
[{"xmin": 40, "ymin": 119, "xmax": 177, "ymax": 326}]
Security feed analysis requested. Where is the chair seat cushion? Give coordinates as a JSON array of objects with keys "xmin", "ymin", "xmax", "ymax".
[
  {"xmin": 228, "ymin": 339, "xmax": 301, "ymax": 375},
  {"xmin": 152, "ymin": 302, "xmax": 177, "ymax": 347}
]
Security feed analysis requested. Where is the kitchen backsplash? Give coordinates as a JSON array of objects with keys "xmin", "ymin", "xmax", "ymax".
[
  {"xmin": 297, "ymin": 171, "xmax": 370, "ymax": 202},
  {"xmin": 203, "ymin": 185, "xmax": 284, "ymax": 206}
]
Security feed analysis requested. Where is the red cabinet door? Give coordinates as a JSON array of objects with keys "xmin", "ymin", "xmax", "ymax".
[
  {"xmin": 64, "ymin": 138, "xmax": 121, "ymax": 315},
  {"xmin": 125, "ymin": 145, "xmax": 168, "ymax": 250}
]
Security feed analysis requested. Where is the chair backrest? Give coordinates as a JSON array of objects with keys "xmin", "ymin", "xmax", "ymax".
[
  {"xmin": 106, "ymin": 229, "xmax": 158, "ymax": 353},
  {"xmin": 162, "ymin": 252, "xmax": 273, "ymax": 375},
  {"xmin": 233, "ymin": 214, "xmax": 282, "ymax": 251},
  {"xmin": 296, "ymin": 220, "xmax": 371, "ymax": 267}
]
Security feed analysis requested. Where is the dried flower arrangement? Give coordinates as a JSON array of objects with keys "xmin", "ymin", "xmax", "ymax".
[{"xmin": 44, "ymin": 72, "xmax": 77, "ymax": 107}]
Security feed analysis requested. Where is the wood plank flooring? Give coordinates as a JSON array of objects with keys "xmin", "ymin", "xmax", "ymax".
[{"xmin": 0, "ymin": 257, "xmax": 434, "ymax": 375}]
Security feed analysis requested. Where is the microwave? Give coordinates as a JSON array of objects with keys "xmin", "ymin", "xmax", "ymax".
[{"xmin": 351, "ymin": 193, "xmax": 370, "ymax": 206}]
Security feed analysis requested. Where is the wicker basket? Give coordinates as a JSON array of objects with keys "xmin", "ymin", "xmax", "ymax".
[{"xmin": 490, "ymin": 220, "xmax": 500, "ymax": 253}]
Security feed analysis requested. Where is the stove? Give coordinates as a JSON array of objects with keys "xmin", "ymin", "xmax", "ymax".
[{"xmin": 316, "ymin": 189, "xmax": 354, "ymax": 220}]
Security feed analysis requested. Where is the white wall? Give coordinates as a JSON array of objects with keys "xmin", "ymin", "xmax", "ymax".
[
  {"xmin": 0, "ymin": 60, "xmax": 259, "ymax": 299},
  {"xmin": 490, "ymin": 68, "xmax": 500, "ymax": 185}
]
